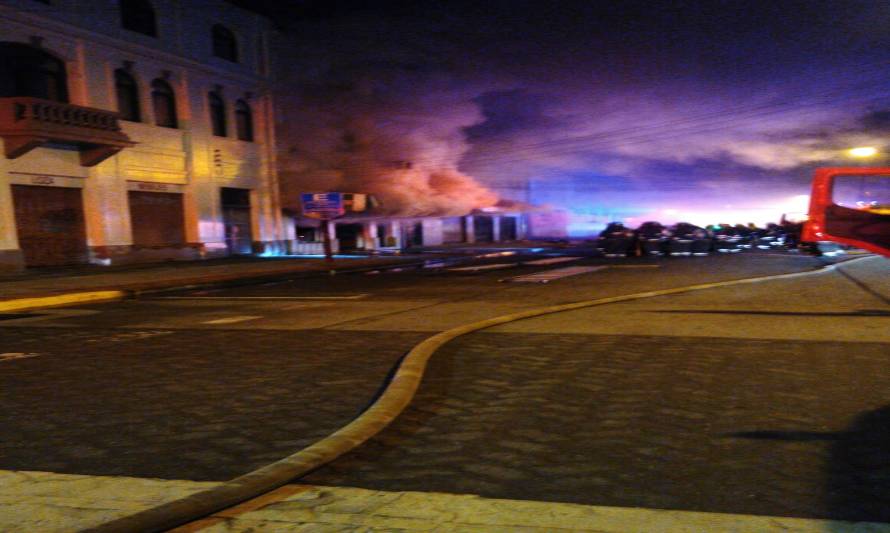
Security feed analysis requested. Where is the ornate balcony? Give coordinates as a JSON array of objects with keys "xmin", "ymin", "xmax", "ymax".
[{"xmin": 0, "ymin": 97, "xmax": 135, "ymax": 166}]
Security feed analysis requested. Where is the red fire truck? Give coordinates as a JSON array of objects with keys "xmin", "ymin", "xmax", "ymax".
[{"xmin": 802, "ymin": 167, "xmax": 890, "ymax": 257}]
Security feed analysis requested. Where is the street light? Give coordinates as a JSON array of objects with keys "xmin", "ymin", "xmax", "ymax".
[{"xmin": 847, "ymin": 146, "xmax": 878, "ymax": 158}]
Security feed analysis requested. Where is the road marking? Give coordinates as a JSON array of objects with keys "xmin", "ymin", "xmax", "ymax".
[
  {"xmin": 0, "ymin": 290, "xmax": 125, "ymax": 312},
  {"xmin": 85, "ymin": 331, "xmax": 173, "ymax": 343},
  {"xmin": 448, "ymin": 263, "xmax": 517, "ymax": 272},
  {"xmin": 0, "ymin": 309, "xmax": 105, "ymax": 327},
  {"xmin": 280, "ymin": 302, "xmax": 332, "ymax": 310},
  {"xmin": 154, "ymin": 295, "xmax": 368, "ymax": 301},
  {"xmin": 476, "ymin": 251, "xmax": 518, "ymax": 258},
  {"xmin": 748, "ymin": 252, "xmax": 828, "ymax": 258},
  {"xmin": 297, "ymin": 294, "xmax": 368, "ymax": 300},
  {"xmin": 522, "ymin": 256, "xmax": 582, "ymax": 265},
  {"xmin": 84, "ymin": 256, "xmax": 881, "ymax": 533},
  {"xmin": 506, "ymin": 265, "xmax": 607, "ymax": 283},
  {"xmin": 202, "ymin": 315, "xmax": 262, "ymax": 325},
  {"xmin": 0, "ymin": 352, "xmax": 40, "ymax": 362}
]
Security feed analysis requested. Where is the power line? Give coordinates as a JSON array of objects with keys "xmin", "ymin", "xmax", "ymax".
[
  {"xmin": 283, "ymin": 80, "xmax": 889, "ymax": 174},
  {"xmin": 278, "ymin": 59, "xmax": 890, "ymax": 172}
]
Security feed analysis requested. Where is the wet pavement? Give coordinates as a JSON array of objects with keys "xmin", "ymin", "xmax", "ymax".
[
  {"xmin": 0, "ymin": 251, "xmax": 887, "ymax": 526},
  {"xmin": 301, "ymin": 331, "xmax": 890, "ymax": 522},
  {"xmin": 0, "ymin": 328, "xmax": 425, "ymax": 480}
]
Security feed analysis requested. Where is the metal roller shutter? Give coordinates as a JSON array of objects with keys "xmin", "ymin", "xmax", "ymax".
[
  {"xmin": 11, "ymin": 184, "xmax": 88, "ymax": 267},
  {"xmin": 128, "ymin": 191, "xmax": 186, "ymax": 247}
]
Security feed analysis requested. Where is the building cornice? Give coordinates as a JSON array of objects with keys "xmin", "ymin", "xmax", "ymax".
[{"xmin": 0, "ymin": 5, "xmax": 271, "ymax": 88}]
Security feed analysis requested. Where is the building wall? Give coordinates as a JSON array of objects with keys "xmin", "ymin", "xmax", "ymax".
[
  {"xmin": 0, "ymin": 0, "xmax": 283, "ymax": 270},
  {"xmin": 420, "ymin": 218, "xmax": 444, "ymax": 246},
  {"xmin": 313, "ymin": 213, "xmax": 525, "ymax": 255}
]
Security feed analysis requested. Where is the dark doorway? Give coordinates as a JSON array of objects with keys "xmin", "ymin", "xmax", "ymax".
[
  {"xmin": 376, "ymin": 223, "xmax": 387, "ymax": 247},
  {"xmin": 296, "ymin": 226, "xmax": 317, "ymax": 242},
  {"xmin": 220, "ymin": 187, "xmax": 252, "ymax": 254},
  {"xmin": 501, "ymin": 216, "xmax": 517, "ymax": 241},
  {"xmin": 12, "ymin": 185, "xmax": 87, "ymax": 266},
  {"xmin": 473, "ymin": 216, "xmax": 494, "ymax": 242},
  {"xmin": 403, "ymin": 221, "xmax": 423, "ymax": 247},
  {"xmin": 335, "ymin": 223, "xmax": 363, "ymax": 251}
]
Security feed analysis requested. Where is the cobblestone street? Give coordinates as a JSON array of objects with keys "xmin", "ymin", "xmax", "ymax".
[
  {"xmin": 303, "ymin": 332, "xmax": 890, "ymax": 522},
  {"xmin": 0, "ymin": 328, "xmax": 425, "ymax": 480},
  {"xmin": 1, "ymin": 254, "xmax": 887, "ymax": 529}
]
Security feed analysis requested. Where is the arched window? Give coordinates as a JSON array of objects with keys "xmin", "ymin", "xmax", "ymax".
[
  {"xmin": 0, "ymin": 42, "xmax": 68, "ymax": 102},
  {"xmin": 120, "ymin": 0, "xmax": 157, "ymax": 37},
  {"xmin": 209, "ymin": 91, "xmax": 226, "ymax": 137},
  {"xmin": 235, "ymin": 99, "xmax": 253, "ymax": 141},
  {"xmin": 151, "ymin": 78, "xmax": 177, "ymax": 128},
  {"xmin": 212, "ymin": 25, "xmax": 238, "ymax": 62},
  {"xmin": 114, "ymin": 69, "xmax": 140, "ymax": 122}
]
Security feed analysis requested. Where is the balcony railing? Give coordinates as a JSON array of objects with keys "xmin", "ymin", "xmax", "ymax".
[{"xmin": 0, "ymin": 97, "xmax": 135, "ymax": 166}]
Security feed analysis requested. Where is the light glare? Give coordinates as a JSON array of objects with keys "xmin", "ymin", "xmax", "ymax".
[{"xmin": 848, "ymin": 146, "xmax": 878, "ymax": 158}]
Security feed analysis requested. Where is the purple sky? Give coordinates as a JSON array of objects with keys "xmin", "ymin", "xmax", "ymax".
[{"xmin": 262, "ymin": 0, "xmax": 890, "ymax": 230}]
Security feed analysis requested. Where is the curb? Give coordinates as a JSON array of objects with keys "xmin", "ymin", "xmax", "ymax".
[
  {"xmin": 0, "ymin": 247, "xmax": 543, "ymax": 310},
  {"xmin": 0, "ymin": 258, "xmax": 428, "ymax": 311},
  {"xmin": 125, "ymin": 258, "xmax": 432, "ymax": 297},
  {"xmin": 0, "ymin": 290, "xmax": 126, "ymax": 313},
  {"xmin": 80, "ymin": 256, "xmax": 875, "ymax": 533}
]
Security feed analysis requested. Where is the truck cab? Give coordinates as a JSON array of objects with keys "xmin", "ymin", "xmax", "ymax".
[{"xmin": 803, "ymin": 167, "xmax": 890, "ymax": 257}]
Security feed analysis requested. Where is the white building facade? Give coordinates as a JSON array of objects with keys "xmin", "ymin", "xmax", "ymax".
[
  {"xmin": 290, "ymin": 212, "xmax": 527, "ymax": 254},
  {"xmin": 0, "ymin": 0, "xmax": 284, "ymax": 271}
]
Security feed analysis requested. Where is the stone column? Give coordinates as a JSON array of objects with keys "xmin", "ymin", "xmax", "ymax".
[
  {"xmin": 388, "ymin": 220, "xmax": 402, "ymax": 248},
  {"xmin": 464, "ymin": 215, "xmax": 475, "ymax": 243},
  {"xmin": 362, "ymin": 222, "xmax": 377, "ymax": 251},
  {"xmin": 0, "ymin": 157, "xmax": 24, "ymax": 270},
  {"xmin": 326, "ymin": 219, "xmax": 339, "ymax": 254},
  {"xmin": 82, "ymin": 158, "xmax": 132, "ymax": 265}
]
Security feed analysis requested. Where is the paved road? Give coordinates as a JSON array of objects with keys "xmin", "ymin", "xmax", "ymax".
[
  {"xmin": 300, "ymin": 256, "xmax": 890, "ymax": 522},
  {"xmin": 0, "ymin": 328, "xmax": 424, "ymax": 480},
  {"xmin": 1, "ymin": 250, "xmax": 887, "ymax": 522}
]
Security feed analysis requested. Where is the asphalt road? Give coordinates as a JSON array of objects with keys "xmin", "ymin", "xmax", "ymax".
[{"xmin": 1, "ymin": 250, "xmax": 888, "ymax": 522}]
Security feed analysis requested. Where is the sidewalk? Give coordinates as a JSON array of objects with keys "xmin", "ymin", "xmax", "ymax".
[
  {"xmin": 0, "ymin": 241, "xmax": 563, "ymax": 310},
  {"xmin": 0, "ymin": 254, "xmax": 425, "ymax": 303},
  {"xmin": 2, "ymin": 470, "xmax": 886, "ymax": 532}
]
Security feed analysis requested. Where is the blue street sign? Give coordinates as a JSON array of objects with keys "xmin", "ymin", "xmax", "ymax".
[{"xmin": 301, "ymin": 192, "xmax": 345, "ymax": 219}]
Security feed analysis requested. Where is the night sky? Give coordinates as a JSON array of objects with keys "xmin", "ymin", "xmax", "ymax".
[{"xmin": 248, "ymin": 0, "xmax": 890, "ymax": 232}]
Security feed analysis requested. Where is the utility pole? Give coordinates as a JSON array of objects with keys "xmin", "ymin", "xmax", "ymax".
[{"xmin": 321, "ymin": 218, "xmax": 334, "ymax": 265}]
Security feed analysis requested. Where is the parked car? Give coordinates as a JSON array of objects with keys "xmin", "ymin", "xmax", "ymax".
[
  {"xmin": 711, "ymin": 224, "xmax": 743, "ymax": 253},
  {"xmin": 781, "ymin": 220, "xmax": 804, "ymax": 250},
  {"xmin": 755, "ymin": 223, "xmax": 787, "ymax": 249},
  {"xmin": 734, "ymin": 224, "xmax": 758, "ymax": 249},
  {"xmin": 597, "ymin": 222, "xmax": 636, "ymax": 257},
  {"xmin": 665, "ymin": 222, "xmax": 712, "ymax": 256},
  {"xmin": 635, "ymin": 221, "xmax": 668, "ymax": 256}
]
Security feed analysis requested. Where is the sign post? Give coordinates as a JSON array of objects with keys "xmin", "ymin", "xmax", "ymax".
[
  {"xmin": 321, "ymin": 219, "xmax": 334, "ymax": 265},
  {"xmin": 300, "ymin": 192, "xmax": 346, "ymax": 264}
]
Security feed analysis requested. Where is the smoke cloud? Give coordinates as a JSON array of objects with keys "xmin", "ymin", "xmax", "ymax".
[
  {"xmin": 276, "ymin": 59, "xmax": 499, "ymax": 216},
  {"xmin": 267, "ymin": 0, "xmax": 890, "ymax": 230}
]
